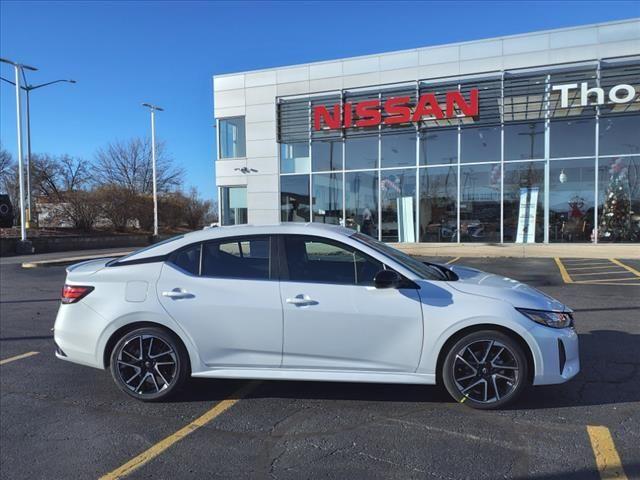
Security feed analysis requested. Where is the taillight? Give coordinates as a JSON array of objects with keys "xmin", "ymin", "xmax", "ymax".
[{"xmin": 61, "ymin": 285, "xmax": 94, "ymax": 304}]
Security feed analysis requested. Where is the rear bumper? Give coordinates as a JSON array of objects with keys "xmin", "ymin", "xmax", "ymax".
[
  {"xmin": 53, "ymin": 302, "xmax": 107, "ymax": 370},
  {"xmin": 530, "ymin": 324, "xmax": 580, "ymax": 385}
]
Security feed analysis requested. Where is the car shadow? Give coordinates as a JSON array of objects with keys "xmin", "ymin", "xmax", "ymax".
[{"xmin": 175, "ymin": 329, "xmax": 639, "ymax": 410}]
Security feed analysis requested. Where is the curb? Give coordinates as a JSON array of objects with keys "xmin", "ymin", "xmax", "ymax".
[{"xmin": 21, "ymin": 251, "xmax": 132, "ymax": 269}]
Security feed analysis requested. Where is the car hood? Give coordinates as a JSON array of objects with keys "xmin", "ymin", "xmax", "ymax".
[{"xmin": 446, "ymin": 264, "xmax": 570, "ymax": 312}]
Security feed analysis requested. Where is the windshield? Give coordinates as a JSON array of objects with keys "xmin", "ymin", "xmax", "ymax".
[{"xmin": 351, "ymin": 232, "xmax": 446, "ymax": 281}]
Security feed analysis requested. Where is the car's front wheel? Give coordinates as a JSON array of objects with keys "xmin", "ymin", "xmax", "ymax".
[
  {"xmin": 442, "ymin": 330, "xmax": 529, "ymax": 409},
  {"xmin": 110, "ymin": 326, "xmax": 189, "ymax": 402}
]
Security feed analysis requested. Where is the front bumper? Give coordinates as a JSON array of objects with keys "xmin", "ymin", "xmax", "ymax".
[{"xmin": 529, "ymin": 323, "xmax": 580, "ymax": 385}]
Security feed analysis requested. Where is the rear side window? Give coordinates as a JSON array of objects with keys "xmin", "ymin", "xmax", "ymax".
[
  {"xmin": 284, "ymin": 235, "xmax": 382, "ymax": 286},
  {"xmin": 202, "ymin": 236, "xmax": 270, "ymax": 280},
  {"xmin": 169, "ymin": 244, "xmax": 201, "ymax": 275}
]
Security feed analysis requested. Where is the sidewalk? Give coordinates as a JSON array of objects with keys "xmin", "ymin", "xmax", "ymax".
[
  {"xmin": 391, "ymin": 242, "xmax": 640, "ymax": 259},
  {"xmin": 0, "ymin": 248, "xmax": 132, "ymax": 267}
]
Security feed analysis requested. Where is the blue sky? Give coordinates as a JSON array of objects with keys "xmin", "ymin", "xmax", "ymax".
[{"xmin": 1, "ymin": 1, "xmax": 638, "ymax": 202}]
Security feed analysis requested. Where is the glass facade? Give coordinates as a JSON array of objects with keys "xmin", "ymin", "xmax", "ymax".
[
  {"xmin": 219, "ymin": 117, "xmax": 246, "ymax": 159},
  {"xmin": 275, "ymin": 58, "xmax": 640, "ymax": 244},
  {"xmin": 220, "ymin": 186, "xmax": 247, "ymax": 226}
]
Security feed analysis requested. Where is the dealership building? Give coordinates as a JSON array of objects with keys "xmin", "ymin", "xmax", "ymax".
[{"xmin": 213, "ymin": 19, "xmax": 639, "ymax": 245}]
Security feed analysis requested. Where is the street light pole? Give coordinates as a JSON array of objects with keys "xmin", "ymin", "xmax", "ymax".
[
  {"xmin": 1, "ymin": 57, "xmax": 37, "ymax": 249},
  {"xmin": 0, "ymin": 75, "xmax": 76, "ymax": 230},
  {"xmin": 142, "ymin": 103, "xmax": 164, "ymax": 237}
]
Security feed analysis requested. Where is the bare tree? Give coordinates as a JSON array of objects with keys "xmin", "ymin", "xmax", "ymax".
[
  {"xmin": 0, "ymin": 143, "xmax": 13, "ymax": 189},
  {"xmin": 30, "ymin": 154, "xmax": 93, "ymax": 200},
  {"xmin": 183, "ymin": 188, "xmax": 213, "ymax": 229},
  {"xmin": 94, "ymin": 138, "xmax": 184, "ymax": 194}
]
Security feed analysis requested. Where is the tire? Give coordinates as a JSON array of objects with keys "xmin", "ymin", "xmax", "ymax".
[
  {"xmin": 442, "ymin": 330, "xmax": 529, "ymax": 410},
  {"xmin": 109, "ymin": 326, "xmax": 189, "ymax": 402}
]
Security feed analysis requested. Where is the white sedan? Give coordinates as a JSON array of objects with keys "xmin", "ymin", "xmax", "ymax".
[{"xmin": 54, "ymin": 223, "xmax": 579, "ymax": 409}]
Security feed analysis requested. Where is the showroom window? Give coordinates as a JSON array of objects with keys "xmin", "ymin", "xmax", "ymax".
[
  {"xmin": 281, "ymin": 142, "xmax": 310, "ymax": 174},
  {"xmin": 312, "ymin": 140, "xmax": 343, "ymax": 172},
  {"xmin": 503, "ymin": 161, "xmax": 545, "ymax": 243},
  {"xmin": 218, "ymin": 117, "xmax": 246, "ymax": 159},
  {"xmin": 381, "ymin": 133, "xmax": 416, "ymax": 168},
  {"xmin": 419, "ymin": 166, "xmax": 458, "ymax": 242},
  {"xmin": 460, "ymin": 126, "xmax": 501, "ymax": 163},
  {"xmin": 550, "ymin": 119, "xmax": 595, "ymax": 158},
  {"xmin": 380, "ymin": 169, "xmax": 416, "ymax": 242},
  {"xmin": 549, "ymin": 158, "xmax": 595, "ymax": 243},
  {"xmin": 280, "ymin": 175, "xmax": 310, "ymax": 222},
  {"xmin": 312, "ymin": 173, "xmax": 343, "ymax": 225},
  {"xmin": 597, "ymin": 156, "xmax": 640, "ymax": 243},
  {"xmin": 599, "ymin": 116, "xmax": 640, "ymax": 156},
  {"xmin": 459, "ymin": 163, "xmax": 501, "ymax": 242},
  {"xmin": 345, "ymin": 171, "xmax": 378, "ymax": 239},
  {"xmin": 419, "ymin": 129, "xmax": 458, "ymax": 165},
  {"xmin": 220, "ymin": 186, "xmax": 247, "ymax": 226},
  {"xmin": 504, "ymin": 122, "xmax": 545, "ymax": 160},
  {"xmin": 345, "ymin": 136, "xmax": 378, "ymax": 170}
]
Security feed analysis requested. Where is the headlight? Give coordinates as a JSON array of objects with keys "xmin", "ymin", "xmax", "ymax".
[{"xmin": 517, "ymin": 308, "xmax": 573, "ymax": 329}]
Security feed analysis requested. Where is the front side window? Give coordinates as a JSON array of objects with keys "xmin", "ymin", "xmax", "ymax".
[
  {"xmin": 201, "ymin": 236, "xmax": 270, "ymax": 280},
  {"xmin": 284, "ymin": 235, "xmax": 382, "ymax": 286},
  {"xmin": 219, "ymin": 117, "xmax": 246, "ymax": 159}
]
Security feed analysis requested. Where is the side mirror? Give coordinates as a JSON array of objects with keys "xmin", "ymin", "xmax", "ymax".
[{"xmin": 373, "ymin": 269, "xmax": 402, "ymax": 289}]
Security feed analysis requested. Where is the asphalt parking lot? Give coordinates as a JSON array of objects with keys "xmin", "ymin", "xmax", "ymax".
[{"xmin": 1, "ymin": 253, "xmax": 639, "ymax": 479}]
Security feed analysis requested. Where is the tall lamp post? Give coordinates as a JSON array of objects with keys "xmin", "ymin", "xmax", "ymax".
[
  {"xmin": 142, "ymin": 103, "xmax": 164, "ymax": 237},
  {"xmin": 0, "ymin": 75, "xmax": 76, "ymax": 226},
  {"xmin": 0, "ymin": 57, "xmax": 37, "ymax": 251}
]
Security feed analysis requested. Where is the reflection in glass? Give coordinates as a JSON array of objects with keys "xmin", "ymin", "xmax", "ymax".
[
  {"xmin": 381, "ymin": 133, "xmax": 416, "ymax": 168},
  {"xmin": 219, "ymin": 117, "xmax": 246, "ymax": 158},
  {"xmin": 503, "ymin": 162, "xmax": 545, "ymax": 243},
  {"xmin": 419, "ymin": 129, "xmax": 458, "ymax": 165},
  {"xmin": 312, "ymin": 173, "xmax": 343, "ymax": 225},
  {"xmin": 597, "ymin": 156, "xmax": 640, "ymax": 243},
  {"xmin": 550, "ymin": 119, "xmax": 595, "ymax": 158},
  {"xmin": 281, "ymin": 142, "xmax": 310, "ymax": 174},
  {"xmin": 380, "ymin": 169, "xmax": 416, "ymax": 242},
  {"xmin": 599, "ymin": 116, "xmax": 640, "ymax": 156},
  {"xmin": 345, "ymin": 171, "xmax": 378, "ymax": 238},
  {"xmin": 459, "ymin": 163, "xmax": 501, "ymax": 242},
  {"xmin": 504, "ymin": 122, "xmax": 544, "ymax": 160},
  {"xmin": 220, "ymin": 186, "xmax": 247, "ymax": 226},
  {"xmin": 419, "ymin": 166, "xmax": 457, "ymax": 242},
  {"xmin": 345, "ymin": 136, "xmax": 378, "ymax": 170},
  {"xmin": 549, "ymin": 158, "xmax": 595, "ymax": 243},
  {"xmin": 312, "ymin": 140, "xmax": 343, "ymax": 172},
  {"xmin": 280, "ymin": 175, "xmax": 310, "ymax": 222},
  {"xmin": 460, "ymin": 126, "xmax": 500, "ymax": 163}
]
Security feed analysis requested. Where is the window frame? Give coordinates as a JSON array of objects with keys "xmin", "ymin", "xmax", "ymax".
[
  {"xmin": 166, "ymin": 235, "xmax": 276, "ymax": 281},
  {"xmin": 217, "ymin": 116, "xmax": 247, "ymax": 160},
  {"xmin": 276, "ymin": 234, "xmax": 387, "ymax": 286}
]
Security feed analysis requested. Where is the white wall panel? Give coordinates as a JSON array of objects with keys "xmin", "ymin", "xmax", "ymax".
[
  {"xmin": 214, "ymin": 106, "xmax": 246, "ymax": 119},
  {"xmin": 277, "ymin": 81, "xmax": 310, "ymax": 96},
  {"xmin": 343, "ymin": 56, "xmax": 379, "ymax": 75},
  {"xmin": 245, "ymin": 121, "xmax": 276, "ymax": 141},
  {"xmin": 503, "ymin": 51, "xmax": 551, "ymax": 70},
  {"xmin": 380, "ymin": 51, "xmax": 419, "ymax": 71},
  {"xmin": 459, "ymin": 56, "xmax": 503, "ymax": 75},
  {"xmin": 460, "ymin": 40, "xmax": 502, "ymax": 60},
  {"xmin": 310, "ymin": 61, "xmax": 343, "ymax": 79},
  {"xmin": 418, "ymin": 62, "xmax": 460, "ymax": 80},
  {"xmin": 215, "ymin": 175, "xmax": 248, "ymax": 188},
  {"xmin": 247, "ymin": 139, "xmax": 277, "ymax": 158},
  {"xmin": 245, "ymin": 85, "xmax": 278, "ymax": 106},
  {"xmin": 248, "ymin": 208, "xmax": 279, "ymax": 225},
  {"xmin": 247, "ymin": 174, "xmax": 278, "ymax": 192},
  {"xmin": 245, "ymin": 70, "xmax": 277, "ymax": 87},
  {"xmin": 246, "ymin": 104, "xmax": 276, "ymax": 123},
  {"xmin": 548, "ymin": 45, "xmax": 599, "ymax": 64},
  {"xmin": 214, "ymin": 89, "xmax": 245, "ymax": 108},
  {"xmin": 419, "ymin": 45, "xmax": 460, "ymax": 65},
  {"xmin": 342, "ymin": 72, "xmax": 381, "ymax": 89},
  {"xmin": 310, "ymin": 77, "xmax": 343, "ymax": 92},
  {"xmin": 277, "ymin": 66, "xmax": 309, "ymax": 83},
  {"xmin": 596, "ymin": 40, "xmax": 640, "ymax": 60},
  {"xmin": 379, "ymin": 67, "xmax": 419, "ymax": 84},
  {"xmin": 503, "ymin": 34, "xmax": 549, "ymax": 55},
  {"xmin": 247, "ymin": 192, "xmax": 279, "ymax": 211},
  {"xmin": 598, "ymin": 21, "xmax": 640, "ymax": 43},
  {"xmin": 216, "ymin": 159, "xmax": 247, "ymax": 177},
  {"xmin": 213, "ymin": 74, "xmax": 245, "ymax": 91},
  {"xmin": 247, "ymin": 156, "xmax": 279, "ymax": 176},
  {"xmin": 549, "ymin": 27, "xmax": 598, "ymax": 49}
]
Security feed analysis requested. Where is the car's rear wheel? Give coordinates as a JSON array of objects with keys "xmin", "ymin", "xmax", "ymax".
[
  {"xmin": 442, "ymin": 330, "xmax": 529, "ymax": 410},
  {"xmin": 110, "ymin": 326, "xmax": 188, "ymax": 402}
]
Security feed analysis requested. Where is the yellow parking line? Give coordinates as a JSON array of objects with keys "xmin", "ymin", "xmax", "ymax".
[
  {"xmin": 554, "ymin": 258, "xmax": 573, "ymax": 284},
  {"xmin": 568, "ymin": 265, "xmax": 623, "ymax": 271},
  {"xmin": 446, "ymin": 257, "xmax": 460, "ymax": 265},
  {"xmin": 575, "ymin": 277, "xmax": 639, "ymax": 284},
  {"xmin": 571, "ymin": 271, "xmax": 628, "ymax": 277},
  {"xmin": 0, "ymin": 351, "xmax": 39, "ymax": 365},
  {"xmin": 587, "ymin": 425, "xmax": 628, "ymax": 480},
  {"xmin": 609, "ymin": 259, "xmax": 640, "ymax": 278},
  {"xmin": 99, "ymin": 381, "xmax": 260, "ymax": 480}
]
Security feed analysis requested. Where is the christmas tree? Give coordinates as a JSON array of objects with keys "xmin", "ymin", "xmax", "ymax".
[{"xmin": 599, "ymin": 158, "xmax": 634, "ymax": 242}]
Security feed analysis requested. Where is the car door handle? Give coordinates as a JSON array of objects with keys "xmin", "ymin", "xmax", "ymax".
[
  {"xmin": 285, "ymin": 295, "xmax": 318, "ymax": 306},
  {"xmin": 162, "ymin": 289, "xmax": 194, "ymax": 299}
]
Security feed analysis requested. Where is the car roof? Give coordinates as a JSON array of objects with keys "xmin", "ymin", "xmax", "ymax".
[{"xmin": 120, "ymin": 223, "xmax": 356, "ymax": 261}]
